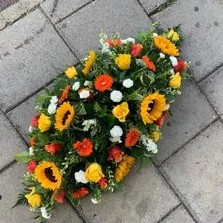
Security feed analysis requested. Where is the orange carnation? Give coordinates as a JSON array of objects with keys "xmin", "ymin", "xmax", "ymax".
[
  {"xmin": 142, "ymin": 56, "xmax": 156, "ymax": 72},
  {"xmin": 125, "ymin": 129, "xmax": 140, "ymax": 148},
  {"xmin": 72, "ymin": 187, "xmax": 89, "ymax": 199},
  {"xmin": 73, "ymin": 138, "xmax": 93, "ymax": 156},
  {"xmin": 58, "ymin": 85, "xmax": 71, "ymax": 104},
  {"xmin": 94, "ymin": 74, "xmax": 113, "ymax": 92}
]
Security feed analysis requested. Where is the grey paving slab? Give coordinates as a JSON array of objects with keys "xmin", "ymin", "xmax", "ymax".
[
  {"xmin": 161, "ymin": 120, "xmax": 223, "ymax": 223},
  {"xmin": 0, "ymin": 14, "xmax": 6, "ymax": 30},
  {"xmin": 199, "ymin": 67, "xmax": 223, "ymax": 116},
  {"xmin": 41, "ymin": 0, "xmax": 91, "ymax": 24},
  {"xmin": 0, "ymin": 8, "xmax": 77, "ymax": 112},
  {"xmin": 154, "ymin": 80, "xmax": 216, "ymax": 164},
  {"xmin": 56, "ymin": 0, "xmax": 151, "ymax": 58},
  {"xmin": 0, "ymin": 111, "xmax": 26, "ymax": 170},
  {"xmin": 160, "ymin": 205, "xmax": 195, "ymax": 223},
  {"xmin": 151, "ymin": 0, "xmax": 223, "ymax": 81},
  {"xmin": 78, "ymin": 164, "xmax": 179, "ymax": 223},
  {"xmin": 0, "ymin": 163, "xmax": 83, "ymax": 223},
  {"xmin": 139, "ymin": 0, "xmax": 166, "ymax": 14}
]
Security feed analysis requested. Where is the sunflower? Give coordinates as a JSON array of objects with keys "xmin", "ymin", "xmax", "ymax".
[
  {"xmin": 35, "ymin": 161, "xmax": 62, "ymax": 190},
  {"xmin": 154, "ymin": 36, "xmax": 179, "ymax": 56},
  {"xmin": 140, "ymin": 93, "xmax": 166, "ymax": 125},
  {"xmin": 55, "ymin": 102, "xmax": 75, "ymax": 131},
  {"xmin": 82, "ymin": 51, "xmax": 96, "ymax": 75}
]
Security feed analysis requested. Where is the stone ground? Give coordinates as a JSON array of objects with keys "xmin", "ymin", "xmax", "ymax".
[{"xmin": 0, "ymin": 0, "xmax": 223, "ymax": 222}]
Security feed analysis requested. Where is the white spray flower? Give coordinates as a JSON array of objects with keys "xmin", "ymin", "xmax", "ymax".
[
  {"xmin": 110, "ymin": 90, "xmax": 123, "ymax": 102},
  {"xmin": 121, "ymin": 39, "xmax": 127, "ymax": 44},
  {"xmin": 72, "ymin": 81, "xmax": 80, "ymax": 91},
  {"xmin": 74, "ymin": 170, "xmax": 89, "ymax": 184},
  {"xmin": 50, "ymin": 96, "xmax": 58, "ymax": 104},
  {"xmin": 122, "ymin": 78, "xmax": 134, "ymax": 88},
  {"xmin": 91, "ymin": 197, "xmax": 100, "ymax": 204},
  {"xmin": 40, "ymin": 207, "xmax": 51, "ymax": 219},
  {"xmin": 28, "ymin": 125, "xmax": 33, "ymax": 133},
  {"xmin": 126, "ymin": 37, "xmax": 135, "ymax": 44},
  {"xmin": 159, "ymin": 53, "xmax": 165, "ymax": 58},
  {"xmin": 48, "ymin": 103, "xmax": 57, "ymax": 115},
  {"xmin": 84, "ymin": 80, "xmax": 92, "ymax": 87},
  {"xmin": 82, "ymin": 119, "xmax": 97, "ymax": 131},
  {"xmin": 141, "ymin": 135, "xmax": 158, "ymax": 154},
  {"xmin": 29, "ymin": 147, "xmax": 34, "ymax": 156},
  {"xmin": 170, "ymin": 56, "xmax": 178, "ymax": 66},
  {"xmin": 152, "ymin": 33, "xmax": 158, "ymax": 37}
]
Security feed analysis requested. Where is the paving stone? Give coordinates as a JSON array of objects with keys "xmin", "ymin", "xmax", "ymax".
[
  {"xmin": 0, "ymin": 111, "xmax": 26, "ymax": 170},
  {"xmin": 161, "ymin": 120, "xmax": 223, "ymax": 223},
  {"xmin": 160, "ymin": 205, "xmax": 195, "ymax": 223},
  {"xmin": 56, "ymin": 0, "xmax": 151, "ymax": 58},
  {"xmin": 151, "ymin": 0, "xmax": 223, "ymax": 81},
  {"xmin": 78, "ymin": 164, "xmax": 179, "ymax": 223},
  {"xmin": 0, "ymin": 163, "xmax": 83, "ymax": 223},
  {"xmin": 139, "ymin": 0, "xmax": 166, "ymax": 14},
  {"xmin": 199, "ymin": 67, "xmax": 223, "ymax": 116},
  {"xmin": 0, "ymin": 9, "xmax": 76, "ymax": 112},
  {"xmin": 154, "ymin": 80, "xmax": 216, "ymax": 164},
  {"xmin": 0, "ymin": 14, "xmax": 6, "ymax": 30},
  {"xmin": 41, "ymin": 0, "xmax": 91, "ymax": 23}
]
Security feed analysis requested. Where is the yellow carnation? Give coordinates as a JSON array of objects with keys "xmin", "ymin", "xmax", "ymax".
[
  {"xmin": 85, "ymin": 163, "xmax": 104, "ymax": 182},
  {"xmin": 25, "ymin": 187, "xmax": 41, "ymax": 208},
  {"xmin": 65, "ymin": 66, "xmax": 77, "ymax": 79},
  {"xmin": 169, "ymin": 72, "xmax": 182, "ymax": 89},
  {"xmin": 112, "ymin": 102, "xmax": 129, "ymax": 122},
  {"xmin": 38, "ymin": 114, "xmax": 51, "ymax": 132},
  {"xmin": 167, "ymin": 29, "xmax": 179, "ymax": 42},
  {"xmin": 115, "ymin": 54, "xmax": 131, "ymax": 70}
]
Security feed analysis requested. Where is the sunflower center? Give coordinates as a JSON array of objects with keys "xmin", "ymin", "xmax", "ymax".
[
  {"xmin": 62, "ymin": 111, "xmax": 71, "ymax": 125},
  {"xmin": 45, "ymin": 167, "xmax": 58, "ymax": 182},
  {"xmin": 148, "ymin": 101, "xmax": 155, "ymax": 111}
]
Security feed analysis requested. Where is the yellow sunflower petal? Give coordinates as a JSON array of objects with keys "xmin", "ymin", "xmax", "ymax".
[{"xmin": 82, "ymin": 51, "xmax": 96, "ymax": 75}]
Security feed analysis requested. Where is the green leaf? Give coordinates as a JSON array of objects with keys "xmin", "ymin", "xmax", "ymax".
[
  {"xmin": 140, "ymin": 72, "xmax": 155, "ymax": 86},
  {"xmin": 79, "ymin": 103, "xmax": 87, "ymax": 115},
  {"xmin": 15, "ymin": 151, "xmax": 31, "ymax": 163}
]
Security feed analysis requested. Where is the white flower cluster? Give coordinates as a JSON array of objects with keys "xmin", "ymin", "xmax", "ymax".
[
  {"xmin": 40, "ymin": 207, "xmax": 51, "ymax": 219},
  {"xmin": 82, "ymin": 119, "xmax": 97, "ymax": 131},
  {"xmin": 74, "ymin": 170, "xmax": 88, "ymax": 184},
  {"xmin": 169, "ymin": 56, "xmax": 178, "ymax": 66},
  {"xmin": 47, "ymin": 96, "xmax": 58, "ymax": 115},
  {"xmin": 109, "ymin": 125, "xmax": 123, "ymax": 143},
  {"xmin": 140, "ymin": 135, "xmax": 158, "ymax": 154}
]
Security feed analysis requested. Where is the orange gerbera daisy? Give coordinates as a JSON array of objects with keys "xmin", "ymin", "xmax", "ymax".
[
  {"xmin": 72, "ymin": 187, "xmax": 89, "ymax": 199},
  {"xmin": 125, "ymin": 129, "xmax": 140, "ymax": 148},
  {"xmin": 94, "ymin": 74, "xmax": 114, "ymax": 92},
  {"xmin": 58, "ymin": 85, "xmax": 71, "ymax": 104},
  {"xmin": 142, "ymin": 56, "xmax": 156, "ymax": 72},
  {"xmin": 73, "ymin": 138, "xmax": 93, "ymax": 156}
]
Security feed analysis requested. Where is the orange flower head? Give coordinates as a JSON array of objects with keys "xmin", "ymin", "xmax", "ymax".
[
  {"xmin": 142, "ymin": 56, "xmax": 156, "ymax": 72},
  {"xmin": 55, "ymin": 191, "xmax": 66, "ymax": 203},
  {"xmin": 98, "ymin": 177, "xmax": 108, "ymax": 189},
  {"xmin": 94, "ymin": 74, "xmax": 114, "ymax": 92},
  {"xmin": 105, "ymin": 39, "xmax": 122, "ymax": 47},
  {"xmin": 73, "ymin": 138, "xmax": 93, "ymax": 156},
  {"xmin": 30, "ymin": 137, "xmax": 36, "ymax": 148},
  {"xmin": 45, "ymin": 143, "xmax": 63, "ymax": 155},
  {"xmin": 72, "ymin": 187, "xmax": 89, "ymax": 199},
  {"xmin": 125, "ymin": 129, "xmax": 140, "ymax": 148},
  {"xmin": 58, "ymin": 85, "xmax": 71, "ymax": 104}
]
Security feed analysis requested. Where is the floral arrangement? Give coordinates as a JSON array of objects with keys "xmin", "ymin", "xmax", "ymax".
[{"xmin": 15, "ymin": 25, "xmax": 189, "ymax": 221}]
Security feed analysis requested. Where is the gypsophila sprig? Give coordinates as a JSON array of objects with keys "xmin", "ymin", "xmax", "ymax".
[{"xmin": 15, "ymin": 25, "xmax": 189, "ymax": 221}]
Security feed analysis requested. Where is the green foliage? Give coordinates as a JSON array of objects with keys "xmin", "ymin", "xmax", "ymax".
[{"xmin": 15, "ymin": 151, "xmax": 31, "ymax": 163}]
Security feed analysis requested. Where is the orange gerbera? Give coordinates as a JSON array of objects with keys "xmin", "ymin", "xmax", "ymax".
[
  {"xmin": 73, "ymin": 138, "xmax": 93, "ymax": 156},
  {"xmin": 125, "ymin": 129, "xmax": 140, "ymax": 148},
  {"xmin": 94, "ymin": 74, "xmax": 113, "ymax": 92},
  {"xmin": 72, "ymin": 187, "xmax": 89, "ymax": 199},
  {"xmin": 142, "ymin": 56, "xmax": 156, "ymax": 72},
  {"xmin": 58, "ymin": 85, "xmax": 71, "ymax": 104}
]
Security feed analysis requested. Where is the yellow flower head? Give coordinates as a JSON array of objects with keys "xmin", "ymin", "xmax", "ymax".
[
  {"xmin": 151, "ymin": 131, "xmax": 161, "ymax": 142},
  {"xmin": 82, "ymin": 51, "xmax": 96, "ymax": 75},
  {"xmin": 115, "ymin": 155, "xmax": 135, "ymax": 182},
  {"xmin": 115, "ymin": 54, "xmax": 131, "ymax": 70},
  {"xmin": 154, "ymin": 36, "xmax": 179, "ymax": 56},
  {"xmin": 25, "ymin": 187, "xmax": 41, "ymax": 208},
  {"xmin": 38, "ymin": 114, "xmax": 51, "ymax": 132},
  {"xmin": 65, "ymin": 66, "xmax": 77, "ymax": 79},
  {"xmin": 85, "ymin": 163, "xmax": 104, "ymax": 183},
  {"xmin": 140, "ymin": 93, "xmax": 166, "ymax": 125},
  {"xmin": 112, "ymin": 102, "xmax": 129, "ymax": 122},
  {"xmin": 55, "ymin": 102, "xmax": 75, "ymax": 131},
  {"xmin": 169, "ymin": 72, "xmax": 182, "ymax": 89},
  {"xmin": 167, "ymin": 29, "xmax": 180, "ymax": 42},
  {"xmin": 35, "ymin": 161, "xmax": 62, "ymax": 190}
]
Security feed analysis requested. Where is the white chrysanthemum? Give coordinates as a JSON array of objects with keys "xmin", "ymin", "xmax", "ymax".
[
  {"xmin": 75, "ymin": 170, "xmax": 89, "ymax": 184},
  {"xmin": 28, "ymin": 125, "xmax": 33, "ymax": 133},
  {"xmin": 126, "ymin": 37, "xmax": 135, "ymax": 44},
  {"xmin": 48, "ymin": 103, "xmax": 57, "ymax": 115},
  {"xmin": 29, "ymin": 147, "xmax": 33, "ymax": 156},
  {"xmin": 79, "ymin": 89, "xmax": 90, "ymax": 99},
  {"xmin": 110, "ymin": 125, "xmax": 123, "ymax": 142},
  {"xmin": 50, "ymin": 96, "xmax": 58, "ymax": 104},
  {"xmin": 72, "ymin": 81, "xmax": 80, "ymax": 91},
  {"xmin": 40, "ymin": 207, "xmax": 51, "ymax": 219},
  {"xmin": 159, "ymin": 53, "xmax": 165, "ymax": 58},
  {"xmin": 170, "ymin": 56, "xmax": 178, "ymax": 66},
  {"xmin": 122, "ymin": 78, "xmax": 134, "ymax": 88},
  {"xmin": 91, "ymin": 197, "xmax": 100, "ymax": 204},
  {"xmin": 141, "ymin": 135, "xmax": 158, "ymax": 154},
  {"xmin": 110, "ymin": 90, "xmax": 123, "ymax": 102},
  {"xmin": 152, "ymin": 33, "xmax": 158, "ymax": 37},
  {"xmin": 82, "ymin": 119, "xmax": 97, "ymax": 131}
]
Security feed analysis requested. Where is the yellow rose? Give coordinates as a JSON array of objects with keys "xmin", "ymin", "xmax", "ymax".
[
  {"xmin": 38, "ymin": 114, "xmax": 51, "ymax": 132},
  {"xmin": 167, "ymin": 29, "xmax": 180, "ymax": 42},
  {"xmin": 169, "ymin": 72, "xmax": 182, "ymax": 89},
  {"xmin": 151, "ymin": 131, "xmax": 161, "ymax": 142},
  {"xmin": 85, "ymin": 163, "xmax": 104, "ymax": 182},
  {"xmin": 112, "ymin": 102, "xmax": 129, "ymax": 122},
  {"xmin": 115, "ymin": 54, "xmax": 131, "ymax": 70},
  {"xmin": 25, "ymin": 187, "xmax": 41, "ymax": 208},
  {"xmin": 65, "ymin": 66, "xmax": 77, "ymax": 79}
]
